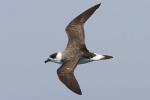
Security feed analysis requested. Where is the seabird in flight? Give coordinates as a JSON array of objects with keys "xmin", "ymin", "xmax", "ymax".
[{"xmin": 45, "ymin": 3, "xmax": 113, "ymax": 95}]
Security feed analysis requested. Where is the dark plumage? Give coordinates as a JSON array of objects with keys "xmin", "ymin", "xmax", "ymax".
[
  {"xmin": 45, "ymin": 3, "xmax": 113, "ymax": 95},
  {"xmin": 57, "ymin": 3, "xmax": 101, "ymax": 95}
]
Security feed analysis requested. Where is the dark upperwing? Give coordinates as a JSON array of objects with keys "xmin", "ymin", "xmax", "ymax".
[
  {"xmin": 65, "ymin": 3, "xmax": 101, "ymax": 48},
  {"xmin": 57, "ymin": 57, "xmax": 82, "ymax": 95}
]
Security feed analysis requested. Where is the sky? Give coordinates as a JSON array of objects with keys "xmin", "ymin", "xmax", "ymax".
[{"xmin": 0, "ymin": 0, "xmax": 150, "ymax": 100}]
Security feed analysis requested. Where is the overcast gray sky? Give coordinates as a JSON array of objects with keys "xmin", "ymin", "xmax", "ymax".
[{"xmin": 0, "ymin": 0, "xmax": 150, "ymax": 100}]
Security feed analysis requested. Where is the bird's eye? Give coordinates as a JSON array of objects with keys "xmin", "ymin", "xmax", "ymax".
[{"xmin": 50, "ymin": 53, "xmax": 57, "ymax": 59}]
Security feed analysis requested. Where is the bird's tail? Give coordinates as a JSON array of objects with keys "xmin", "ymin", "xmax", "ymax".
[{"xmin": 101, "ymin": 55, "xmax": 113, "ymax": 60}]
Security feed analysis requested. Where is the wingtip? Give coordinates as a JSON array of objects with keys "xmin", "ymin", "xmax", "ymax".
[
  {"xmin": 96, "ymin": 3, "xmax": 101, "ymax": 8},
  {"xmin": 70, "ymin": 86, "xmax": 82, "ymax": 95},
  {"xmin": 78, "ymin": 92, "xmax": 82, "ymax": 95},
  {"xmin": 75, "ymin": 90, "xmax": 82, "ymax": 95}
]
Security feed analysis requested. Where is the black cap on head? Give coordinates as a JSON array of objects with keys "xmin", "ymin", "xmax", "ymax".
[{"xmin": 50, "ymin": 53, "xmax": 57, "ymax": 59}]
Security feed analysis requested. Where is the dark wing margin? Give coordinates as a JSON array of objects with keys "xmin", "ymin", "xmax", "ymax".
[
  {"xmin": 65, "ymin": 3, "xmax": 101, "ymax": 48},
  {"xmin": 57, "ymin": 57, "xmax": 82, "ymax": 95},
  {"xmin": 67, "ymin": 3, "xmax": 101, "ymax": 25}
]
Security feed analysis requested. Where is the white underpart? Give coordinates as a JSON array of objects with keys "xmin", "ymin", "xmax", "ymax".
[
  {"xmin": 90, "ymin": 53, "xmax": 105, "ymax": 61},
  {"xmin": 50, "ymin": 52, "xmax": 105, "ymax": 64},
  {"xmin": 79, "ymin": 58, "xmax": 91, "ymax": 64}
]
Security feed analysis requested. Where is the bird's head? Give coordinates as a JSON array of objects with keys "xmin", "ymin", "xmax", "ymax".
[{"xmin": 45, "ymin": 52, "xmax": 63, "ymax": 64}]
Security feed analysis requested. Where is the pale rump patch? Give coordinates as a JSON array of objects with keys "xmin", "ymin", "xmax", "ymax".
[{"xmin": 90, "ymin": 53, "xmax": 105, "ymax": 61}]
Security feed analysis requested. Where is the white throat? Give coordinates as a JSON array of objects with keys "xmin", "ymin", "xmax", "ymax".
[{"xmin": 56, "ymin": 52, "xmax": 62, "ymax": 60}]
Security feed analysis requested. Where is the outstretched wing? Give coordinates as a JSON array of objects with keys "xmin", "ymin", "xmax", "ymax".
[
  {"xmin": 57, "ymin": 57, "xmax": 81, "ymax": 95},
  {"xmin": 65, "ymin": 3, "xmax": 101, "ymax": 48}
]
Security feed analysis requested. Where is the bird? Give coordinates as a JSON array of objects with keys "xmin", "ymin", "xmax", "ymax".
[{"xmin": 45, "ymin": 3, "xmax": 113, "ymax": 95}]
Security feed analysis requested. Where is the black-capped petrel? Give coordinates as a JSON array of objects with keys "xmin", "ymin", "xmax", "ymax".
[{"xmin": 45, "ymin": 3, "xmax": 113, "ymax": 95}]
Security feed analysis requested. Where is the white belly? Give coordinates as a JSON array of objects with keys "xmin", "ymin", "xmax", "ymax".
[
  {"xmin": 51, "ymin": 58, "xmax": 92, "ymax": 64},
  {"xmin": 50, "ymin": 53, "xmax": 105, "ymax": 65},
  {"xmin": 79, "ymin": 58, "xmax": 92, "ymax": 64}
]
